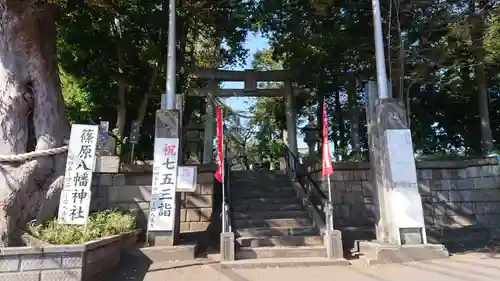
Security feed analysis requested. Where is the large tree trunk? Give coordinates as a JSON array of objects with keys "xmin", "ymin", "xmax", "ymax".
[
  {"xmin": 316, "ymin": 89, "xmax": 324, "ymax": 156},
  {"xmin": 348, "ymin": 76, "xmax": 361, "ymax": 159},
  {"xmin": 469, "ymin": 0, "xmax": 493, "ymax": 153},
  {"xmin": 334, "ymin": 90, "xmax": 344, "ymax": 161},
  {"xmin": 136, "ymin": 67, "xmax": 158, "ymax": 124},
  {"xmin": 0, "ymin": 3, "xmax": 69, "ymax": 245},
  {"xmin": 389, "ymin": 2, "xmax": 404, "ymax": 100},
  {"xmin": 113, "ymin": 17, "xmax": 127, "ymax": 138}
]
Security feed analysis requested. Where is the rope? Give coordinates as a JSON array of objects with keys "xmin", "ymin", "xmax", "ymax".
[{"xmin": 0, "ymin": 146, "xmax": 69, "ymax": 163}]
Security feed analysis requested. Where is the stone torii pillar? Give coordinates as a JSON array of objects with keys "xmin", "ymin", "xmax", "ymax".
[
  {"xmin": 284, "ymin": 80, "xmax": 298, "ymax": 156},
  {"xmin": 202, "ymin": 79, "xmax": 216, "ymax": 164}
]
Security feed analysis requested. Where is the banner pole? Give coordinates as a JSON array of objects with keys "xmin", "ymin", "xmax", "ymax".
[
  {"xmin": 221, "ymin": 121, "xmax": 226, "ymax": 233},
  {"xmin": 327, "ymin": 174, "xmax": 333, "ymax": 204},
  {"xmin": 321, "ymin": 101, "xmax": 335, "ymax": 231}
]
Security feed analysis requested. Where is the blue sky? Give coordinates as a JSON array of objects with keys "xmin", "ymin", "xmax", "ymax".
[
  {"xmin": 221, "ymin": 32, "xmax": 268, "ymax": 111},
  {"xmin": 221, "ymin": 32, "xmax": 307, "ymax": 148}
]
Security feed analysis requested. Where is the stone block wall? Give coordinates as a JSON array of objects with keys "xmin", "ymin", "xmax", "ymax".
[
  {"xmin": 310, "ymin": 158, "xmax": 500, "ymax": 248},
  {"xmin": 0, "ymin": 247, "xmax": 83, "ymax": 281},
  {"xmin": 90, "ymin": 164, "xmax": 216, "ymax": 233},
  {"xmin": 0, "ymin": 231, "xmax": 138, "ymax": 281}
]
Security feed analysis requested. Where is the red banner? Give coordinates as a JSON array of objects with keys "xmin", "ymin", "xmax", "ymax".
[
  {"xmin": 214, "ymin": 107, "xmax": 224, "ymax": 183},
  {"xmin": 322, "ymin": 103, "xmax": 334, "ymax": 177}
]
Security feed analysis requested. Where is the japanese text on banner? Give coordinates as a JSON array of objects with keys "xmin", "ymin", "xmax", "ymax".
[
  {"xmin": 58, "ymin": 124, "xmax": 98, "ymax": 225},
  {"xmin": 148, "ymin": 137, "xmax": 179, "ymax": 231}
]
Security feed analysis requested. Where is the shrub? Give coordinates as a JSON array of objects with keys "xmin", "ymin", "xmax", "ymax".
[{"xmin": 27, "ymin": 209, "xmax": 136, "ymax": 245}]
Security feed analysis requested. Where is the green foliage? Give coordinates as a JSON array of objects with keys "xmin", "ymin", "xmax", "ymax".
[
  {"xmin": 60, "ymin": 67, "xmax": 92, "ymax": 124},
  {"xmin": 27, "ymin": 210, "xmax": 136, "ymax": 245},
  {"xmin": 250, "ymin": 0, "xmax": 500, "ymax": 157},
  {"xmin": 52, "ymin": 0, "xmax": 500, "ymax": 159},
  {"xmin": 56, "ymin": 0, "xmax": 253, "ymax": 160}
]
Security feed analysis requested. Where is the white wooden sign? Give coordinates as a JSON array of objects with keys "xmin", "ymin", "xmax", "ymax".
[
  {"xmin": 58, "ymin": 124, "xmax": 99, "ymax": 225},
  {"xmin": 148, "ymin": 137, "xmax": 179, "ymax": 231},
  {"xmin": 176, "ymin": 166, "xmax": 197, "ymax": 192}
]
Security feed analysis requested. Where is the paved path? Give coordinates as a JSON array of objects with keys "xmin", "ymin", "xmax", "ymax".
[{"xmin": 109, "ymin": 252, "xmax": 500, "ymax": 281}]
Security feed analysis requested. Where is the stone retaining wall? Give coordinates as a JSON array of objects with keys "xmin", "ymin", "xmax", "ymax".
[
  {"xmin": 0, "ymin": 231, "xmax": 139, "ymax": 281},
  {"xmin": 91, "ymin": 164, "xmax": 216, "ymax": 233},
  {"xmin": 89, "ymin": 159, "xmax": 500, "ymax": 251},
  {"xmin": 310, "ymin": 158, "xmax": 500, "ymax": 249}
]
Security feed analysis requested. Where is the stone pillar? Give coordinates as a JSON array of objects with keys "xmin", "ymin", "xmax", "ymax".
[
  {"xmin": 284, "ymin": 80, "xmax": 298, "ymax": 156},
  {"xmin": 202, "ymin": 80, "xmax": 216, "ymax": 164},
  {"xmin": 151, "ymin": 109, "xmax": 182, "ymax": 246},
  {"xmin": 359, "ymin": 82, "xmax": 448, "ymax": 263},
  {"xmin": 366, "ymin": 81, "xmax": 426, "ymax": 245}
]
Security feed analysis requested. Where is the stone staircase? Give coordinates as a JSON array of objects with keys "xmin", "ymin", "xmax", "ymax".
[{"xmin": 226, "ymin": 170, "xmax": 347, "ymax": 267}]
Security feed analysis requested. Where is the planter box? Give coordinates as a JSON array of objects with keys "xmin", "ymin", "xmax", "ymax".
[{"xmin": 0, "ymin": 229, "xmax": 140, "ymax": 281}]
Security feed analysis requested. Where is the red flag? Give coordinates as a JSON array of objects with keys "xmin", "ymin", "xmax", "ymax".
[
  {"xmin": 322, "ymin": 103, "xmax": 334, "ymax": 176},
  {"xmin": 214, "ymin": 107, "xmax": 224, "ymax": 183}
]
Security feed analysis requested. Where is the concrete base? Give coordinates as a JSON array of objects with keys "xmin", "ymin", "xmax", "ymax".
[
  {"xmin": 220, "ymin": 257, "xmax": 350, "ymax": 269},
  {"xmin": 220, "ymin": 232, "xmax": 235, "ymax": 261},
  {"xmin": 151, "ymin": 231, "xmax": 174, "ymax": 246},
  {"xmin": 324, "ymin": 230, "xmax": 344, "ymax": 259},
  {"xmin": 355, "ymin": 240, "xmax": 450, "ymax": 265},
  {"xmin": 138, "ymin": 245, "xmax": 197, "ymax": 262}
]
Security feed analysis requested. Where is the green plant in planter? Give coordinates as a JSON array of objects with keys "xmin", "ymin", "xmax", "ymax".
[{"xmin": 27, "ymin": 210, "xmax": 136, "ymax": 245}]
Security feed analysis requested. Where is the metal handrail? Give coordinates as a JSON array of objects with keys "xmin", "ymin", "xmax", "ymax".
[
  {"xmin": 221, "ymin": 138, "xmax": 232, "ymax": 233},
  {"xmin": 281, "ymin": 144, "xmax": 327, "ymax": 198},
  {"xmin": 281, "ymin": 144, "xmax": 335, "ymax": 230}
]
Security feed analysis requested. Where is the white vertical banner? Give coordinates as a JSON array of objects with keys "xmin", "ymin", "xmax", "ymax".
[
  {"xmin": 58, "ymin": 124, "xmax": 99, "ymax": 225},
  {"xmin": 148, "ymin": 137, "xmax": 179, "ymax": 231}
]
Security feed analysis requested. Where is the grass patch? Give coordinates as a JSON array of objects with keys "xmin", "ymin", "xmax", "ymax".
[{"xmin": 27, "ymin": 209, "xmax": 136, "ymax": 245}]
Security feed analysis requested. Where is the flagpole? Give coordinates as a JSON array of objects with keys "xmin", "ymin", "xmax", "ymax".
[
  {"xmin": 165, "ymin": 0, "xmax": 177, "ymax": 109},
  {"xmin": 326, "ymin": 173, "xmax": 332, "ymax": 204},
  {"xmin": 371, "ymin": 0, "xmax": 389, "ymax": 99},
  {"xmin": 221, "ymin": 121, "xmax": 226, "ymax": 233},
  {"xmin": 321, "ymin": 99, "xmax": 335, "ymax": 231}
]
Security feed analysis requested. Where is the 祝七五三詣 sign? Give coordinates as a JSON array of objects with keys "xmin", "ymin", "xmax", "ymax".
[
  {"xmin": 148, "ymin": 137, "xmax": 179, "ymax": 231},
  {"xmin": 57, "ymin": 124, "xmax": 99, "ymax": 225}
]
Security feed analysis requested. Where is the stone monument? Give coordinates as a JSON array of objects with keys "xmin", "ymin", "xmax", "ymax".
[{"xmin": 355, "ymin": 81, "xmax": 449, "ymax": 264}]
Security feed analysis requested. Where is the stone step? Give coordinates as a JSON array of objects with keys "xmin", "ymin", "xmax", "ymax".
[
  {"xmin": 233, "ymin": 184, "xmax": 292, "ymax": 189},
  {"xmin": 233, "ymin": 218, "xmax": 313, "ymax": 229},
  {"xmin": 231, "ymin": 192, "xmax": 297, "ymax": 200},
  {"xmin": 134, "ymin": 245, "xmax": 197, "ymax": 262},
  {"xmin": 233, "ymin": 210, "xmax": 308, "ymax": 220},
  {"xmin": 233, "ymin": 203, "xmax": 303, "ymax": 212},
  {"xmin": 231, "ymin": 184, "xmax": 293, "ymax": 191},
  {"xmin": 221, "ymin": 256, "xmax": 350, "ymax": 269},
  {"xmin": 236, "ymin": 235, "xmax": 323, "ymax": 248},
  {"xmin": 232, "ymin": 179, "xmax": 290, "ymax": 185},
  {"xmin": 235, "ymin": 245, "xmax": 327, "ymax": 259},
  {"xmin": 232, "ymin": 178, "xmax": 290, "ymax": 184},
  {"xmin": 236, "ymin": 226, "xmax": 318, "ymax": 237},
  {"xmin": 232, "ymin": 171, "xmax": 287, "ymax": 177},
  {"xmin": 232, "ymin": 184, "xmax": 290, "ymax": 188},
  {"xmin": 231, "ymin": 197, "xmax": 301, "ymax": 207},
  {"xmin": 232, "ymin": 179, "xmax": 290, "ymax": 184}
]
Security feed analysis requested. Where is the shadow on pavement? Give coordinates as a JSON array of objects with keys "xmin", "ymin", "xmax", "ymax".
[{"xmin": 104, "ymin": 249, "xmax": 153, "ymax": 281}]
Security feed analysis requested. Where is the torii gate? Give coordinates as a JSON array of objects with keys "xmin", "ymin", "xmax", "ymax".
[{"xmin": 189, "ymin": 68, "xmax": 307, "ymax": 163}]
